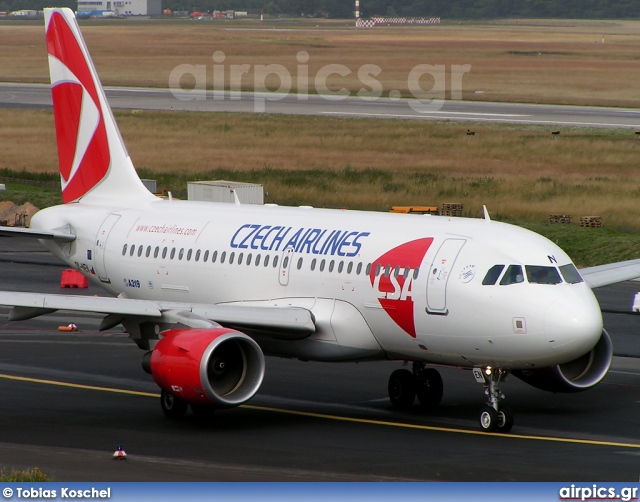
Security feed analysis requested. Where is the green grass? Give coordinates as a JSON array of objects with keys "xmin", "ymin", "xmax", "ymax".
[
  {"xmin": 517, "ymin": 222, "xmax": 639, "ymax": 267},
  {"xmin": 0, "ymin": 467, "xmax": 50, "ymax": 482},
  {"xmin": 1, "ymin": 167, "xmax": 637, "ymax": 267},
  {"xmin": 0, "ymin": 189, "xmax": 62, "ymax": 208}
]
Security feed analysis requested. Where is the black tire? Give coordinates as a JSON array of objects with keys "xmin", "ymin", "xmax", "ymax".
[
  {"xmin": 496, "ymin": 405, "xmax": 514, "ymax": 433},
  {"xmin": 388, "ymin": 369, "xmax": 416, "ymax": 410},
  {"xmin": 416, "ymin": 368, "xmax": 443, "ymax": 408},
  {"xmin": 479, "ymin": 404, "xmax": 499, "ymax": 432},
  {"xmin": 160, "ymin": 389, "xmax": 188, "ymax": 419}
]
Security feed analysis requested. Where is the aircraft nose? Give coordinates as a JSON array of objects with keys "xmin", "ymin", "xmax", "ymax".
[{"xmin": 544, "ymin": 290, "xmax": 602, "ymax": 354}]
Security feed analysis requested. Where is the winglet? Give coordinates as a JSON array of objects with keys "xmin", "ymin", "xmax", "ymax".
[
  {"xmin": 483, "ymin": 205, "xmax": 491, "ymax": 221},
  {"xmin": 44, "ymin": 8, "xmax": 154, "ymax": 204}
]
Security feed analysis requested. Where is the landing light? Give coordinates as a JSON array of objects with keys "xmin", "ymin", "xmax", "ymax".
[{"xmin": 484, "ymin": 367, "xmax": 492, "ymax": 376}]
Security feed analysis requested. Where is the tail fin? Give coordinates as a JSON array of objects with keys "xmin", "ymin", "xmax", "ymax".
[{"xmin": 44, "ymin": 8, "xmax": 154, "ymax": 204}]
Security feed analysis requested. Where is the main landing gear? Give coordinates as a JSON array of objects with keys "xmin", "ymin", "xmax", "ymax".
[
  {"xmin": 388, "ymin": 362, "xmax": 443, "ymax": 410},
  {"xmin": 160, "ymin": 390, "xmax": 217, "ymax": 420},
  {"xmin": 474, "ymin": 366, "xmax": 513, "ymax": 433}
]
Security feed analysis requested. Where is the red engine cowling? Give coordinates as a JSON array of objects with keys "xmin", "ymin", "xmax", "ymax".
[
  {"xmin": 512, "ymin": 329, "xmax": 612, "ymax": 393},
  {"xmin": 147, "ymin": 328, "xmax": 265, "ymax": 408}
]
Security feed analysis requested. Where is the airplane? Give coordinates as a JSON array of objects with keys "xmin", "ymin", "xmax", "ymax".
[{"xmin": 1, "ymin": 7, "xmax": 640, "ymax": 433}]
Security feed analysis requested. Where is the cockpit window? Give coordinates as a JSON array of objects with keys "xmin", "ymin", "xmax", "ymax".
[
  {"xmin": 482, "ymin": 265, "xmax": 505, "ymax": 285},
  {"xmin": 559, "ymin": 263, "xmax": 584, "ymax": 284},
  {"xmin": 525, "ymin": 265, "xmax": 562, "ymax": 284},
  {"xmin": 500, "ymin": 265, "xmax": 524, "ymax": 285}
]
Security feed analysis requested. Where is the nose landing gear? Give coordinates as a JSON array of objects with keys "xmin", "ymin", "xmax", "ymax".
[{"xmin": 474, "ymin": 367, "xmax": 513, "ymax": 433}]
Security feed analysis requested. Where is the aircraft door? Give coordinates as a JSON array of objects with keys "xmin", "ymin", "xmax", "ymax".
[
  {"xmin": 94, "ymin": 214, "xmax": 121, "ymax": 283},
  {"xmin": 426, "ymin": 238, "xmax": 466, "ymax": 315},
  {"xmin": 278, "ymin": 246, "xmax": 294, "ymax": 286}
]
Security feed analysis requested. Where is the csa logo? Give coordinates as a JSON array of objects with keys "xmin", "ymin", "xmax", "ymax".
[
  {"xmin": 47, "ymin": 11, "xmax": 110, "ymax": 203},
  {"xmin": 369, "ymin": 238, "xmax": 433, "ymax": 338}
]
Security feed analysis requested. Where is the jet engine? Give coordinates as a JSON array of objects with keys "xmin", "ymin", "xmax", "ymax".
[
  {"xmin": 143, "ymin": 327, "xmax": 265, "ymax": 408},
  {"xmin": 512, "ymin": 329, "xmax": 612, "ymax": 393}
]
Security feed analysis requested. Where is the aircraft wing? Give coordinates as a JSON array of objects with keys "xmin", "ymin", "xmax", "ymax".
[
  {"xmin": 0, "ymin": 226, "xmax": 76, "ymax": 242},
  {"xmin": 0, "ymin": 291, "xmax": 315, "ymax": 340},
  {"xmin": 580, "ymin": 258, "xmax": 640, "ymax": 289}
]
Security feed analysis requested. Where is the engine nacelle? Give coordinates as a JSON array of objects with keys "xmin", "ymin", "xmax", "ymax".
[
  {"xmin": 512, "ymin": 329, "xmax": 612, "ymax": 393},
  {"xmin": 145, "ymin": 328, "xmax": 265, "ymax": 408}
]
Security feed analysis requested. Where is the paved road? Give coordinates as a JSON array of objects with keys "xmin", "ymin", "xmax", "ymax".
[
  {"xmin": 2, "ymin": 82, "xmax": 640, "ymax": 129},
  {"xmin": 0, "ymin": 236, "xmax": 638, "ymax": 481}
]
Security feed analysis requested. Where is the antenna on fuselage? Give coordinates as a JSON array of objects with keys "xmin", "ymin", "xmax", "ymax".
[
  {"xmin": 231, "ymin": 189, "xmax": 241, "ymax": 205},
  {"xmin": 483, "ymin": 205, "xmax": 491, "ymax": 221}
]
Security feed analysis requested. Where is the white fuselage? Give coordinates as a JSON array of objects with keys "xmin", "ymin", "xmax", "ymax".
[{"xmin": 32, "ymin": 199, "xmax": 603, "ymax": 369}]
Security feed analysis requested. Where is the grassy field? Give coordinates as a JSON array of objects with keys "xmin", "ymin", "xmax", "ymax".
[
  {"xmin": 2, "ymin": 108, "xmax": 639, "ymax": 225},
  {"xmin": 3, "ymin": 18, "xmax": 640, "ymax": 106},
  {"xmin": 1, "ymin": 18, "xmax": 640, "ymax": 265}
]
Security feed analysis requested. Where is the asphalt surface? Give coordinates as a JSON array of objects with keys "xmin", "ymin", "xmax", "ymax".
[
  {"xmin": 2, "ymin": 82, "xmax": 640, "ymax": 129},
  {"xmin": 0, "ymin": 236, "xmax": 638, "ymax": 481}
]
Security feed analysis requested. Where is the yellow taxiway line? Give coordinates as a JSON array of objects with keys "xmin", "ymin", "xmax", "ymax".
[{"xmin": 1, "ymin": 372, "xmax": 638, "ymax": 450}]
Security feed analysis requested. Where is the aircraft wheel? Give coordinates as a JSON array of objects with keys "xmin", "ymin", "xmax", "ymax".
[
  {"xmin": 388, "ymin": 369, "xmax": 416, "ymax": 410},
  {"xmin": 160, "ymin": 390, "xmax": 188, "ymax": 419},
  {"xmin": 416, "ymin": 368, "xmax": 443, "ymax": 408},
  {"xmin": 496, "ymin": 405, "xmax": 514, "ymax": 433},
  {"xmin": 479, "ymin": 404, "xmax": 499, "ymax": 432}
]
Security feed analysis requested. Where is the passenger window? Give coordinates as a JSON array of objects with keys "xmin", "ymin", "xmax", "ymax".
[
  {"xmin": 247, "ymin": 253, "xmax": 252, "ymax": 265},
  {"xmin": 238, "ymin": 253, "xmax": 243, "ymax": 265},
  {"xmin": 311, "ymin": 258, "xmax": 317, "ymax": 271},
  {"xmin": 394, "ymin": 266, "xmax": 400, "ymax": 277},
  {"xmin": 357, "ymin": 263, "xmax": 363, "ymax": 275},
  {"xmin": 122, "ymin": 244, "xmax": 127, "ymax": 256},
  {"xmin": 264, "ymin": 255, "xmax": 270, "ymax": 267},
  {"xmin": 137, "ymin": 246, "xmax": 143, "ymax": 257},
  {"xmin": 404, "ymin": 266, "xmax": 410, "ymax": 278},
  {"xmin": 297, "ymin": 257, "xmax": 303, "ymax": 270},
  {"xmin": 129, "ymin": 245, "xmax": 135, "ymax": 257},
  {"xmin": 375, "ymin": 264, "xmax": 381, "ymax": 276},
  {"xmin": 170, "ymin": 248, "xmax": 176, "ymax": 260},
  {"xmin": 203, "ymin": 250, "xmax": 210, "ymax": 262},
  {"xmin": 413, "ymin": 268, "xmax": 420, "ymax": 280},
  {"xmin": 273, "ymin": 255, "xmax": 279, "ymax": 268},
  {"xmin": 195, "ymin": 250, "xmax": 201, "ymax": 262},
  {"xmin": 283, "ymin": 256, "xmax": 289, "ymax": 268},
  {"xmin": 482, "ymin": 265, "xmax": 505, "ymax": 285},
  {"xmin": 559, "ymin": 264, "xmax": 584, "ymax": 284},
  {"xmin": 230, "ymin": 252, "xmax": 235, "ymax": 264},
  {"xmin": 526, "ymin": 265, "xmax": 562, "ymax": 285},
  {"xmin": 220, "ymin": 251, "xmax": 226, "ymax": 263},
  {"xmin": 210, "ymin": 251, "xmax": 216, "ymax": 263},
  {"xmin": 154, "ymin": 246, "xmax": 159, "ymax": 259},
  {"xmin": 178, "ymin": 248, "xmax": 184, "ymax": 260},
  {"xmin": 338, "ymin": 261, "xmax": 344, "ymax": 273},
  {"xmin": 347, "ymin": 262, "xmax": 353, "ymax": 274},
  {"xmin": 329, "ymin": 260, "xmax": 335, "ymax": 272},
  {"xmin": 384, "ymin": 265, "xmax": 390, "ymax": 277},
  {"xmin": 320, "ymin": 259, "xmax": 326, "ymax": 272},
  {"xmin": 366, "ymin": 263, "xmax": 372, "ymax": 275},
  {"xmin": 255, "ymin": 254, "xmax": 261, "ymax": 266},
  {"xmin": 187, "ymin": 249, "xmax": 192, "ymax": 261},
  {"xmin": 162, "ymin": 247, "xmax": 167, "ymax": 259},
  {"xmin": 500, "ymin": 265, "xmax": 524, "ymax": 285},
  {"xmin": 146, "ymin": 246, "xmax": 151, "ymax": 258}
]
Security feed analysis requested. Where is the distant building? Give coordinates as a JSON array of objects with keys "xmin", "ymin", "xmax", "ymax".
[{"xmin": 76, "ymin": 0, "xmax": 161, "ymax": 16}]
